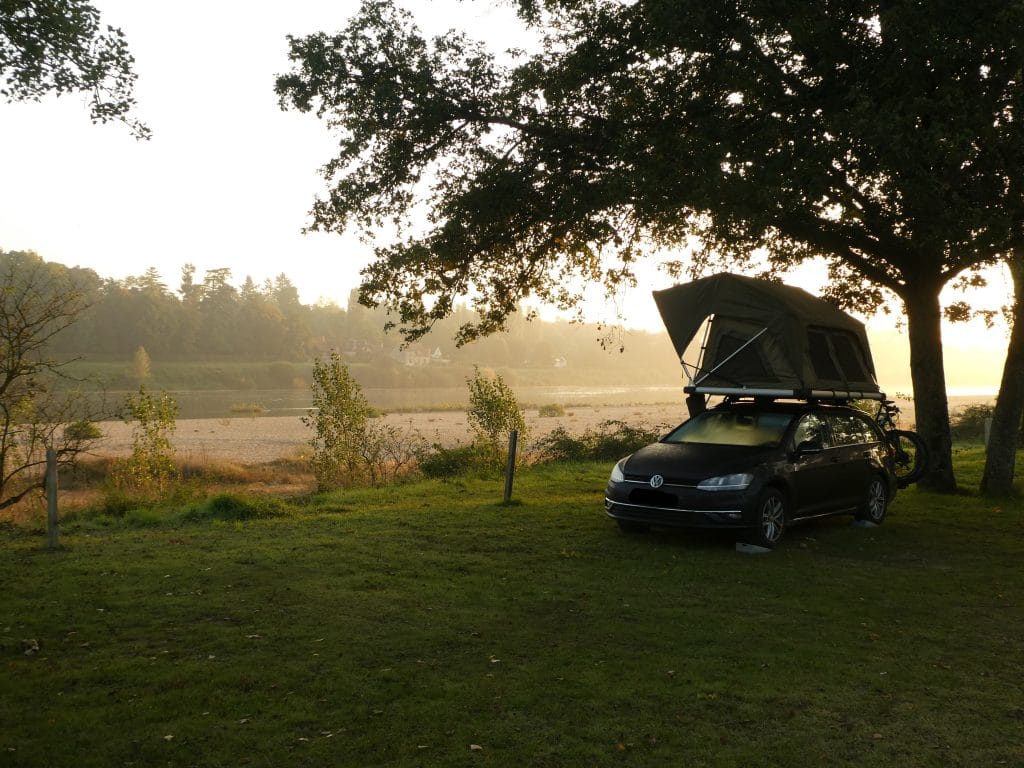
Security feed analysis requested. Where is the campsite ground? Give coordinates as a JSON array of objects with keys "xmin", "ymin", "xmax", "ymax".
[{"xmin": 2, "ymin": 449, "xmax": 1020, "ymax": 767}]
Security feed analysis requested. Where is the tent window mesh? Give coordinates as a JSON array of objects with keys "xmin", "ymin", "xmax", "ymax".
[
  {"xmin": 710, "ymin": 333, "xmax": 772, "ymax": 382},
  {"xmin": 808, "ymin": 331, "xmax": 841, "ymax": 380},
  {"xmin": 831, "ymin": 332, "xmax": 870, "ymax": 382}
]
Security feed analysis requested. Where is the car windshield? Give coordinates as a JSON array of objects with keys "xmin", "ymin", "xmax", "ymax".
[{"xmin": 664, "ymin": 410, "xmax": 795, "ymax": 448}]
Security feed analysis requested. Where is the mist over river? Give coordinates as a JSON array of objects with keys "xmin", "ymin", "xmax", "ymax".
[{"xmin": 116, "ymin": 384, "xmax": 693, "ymax": 420}]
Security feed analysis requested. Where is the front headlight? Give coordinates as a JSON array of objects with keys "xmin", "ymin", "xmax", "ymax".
[
  {"xmin": 697, "ymin": 473, "xmax": 753, "ymax": 491},
  {"xmin": 609, "ymin": 458, "xmax": 627, "ymax": 483}
]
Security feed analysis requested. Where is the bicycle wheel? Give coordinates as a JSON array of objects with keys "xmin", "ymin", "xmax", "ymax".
[{"xmin": 889, "ymin": 430, "xmax": 927, "ymax": 487}]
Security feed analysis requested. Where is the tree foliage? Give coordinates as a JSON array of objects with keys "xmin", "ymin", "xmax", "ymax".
[
  {"xmin": 303, "ymin": 351, "xmax": 426, "ymax": 489},
  {"xmin": 0, "ymin": 250, "xmax": 103, "ymax": 511},
  {"xmin": 3, "ymin": 253, "xmax": 675, "ymax": 382},
  {"xmin": 465, "ymin": 365, "xmax": 527, "ymax": 459},
  {"xmin": 110, "ymin": 386, "xmax": 179, "ymax": 498},
  {"xmin": 277, "ymin": 0, "xmax": 1024, "ymax": 492},
  {"xmin": 303, "ymin": 352, "xmax": 373, "ymax": 490},
  {"xmin": 0, "ymin": 0, "xmax": 148, "ymax": 137}
]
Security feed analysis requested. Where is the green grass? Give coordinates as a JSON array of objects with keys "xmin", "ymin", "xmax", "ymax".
[{"xmin": 1, "ymin": 453, "xmax": 1022, "ymax": 767}]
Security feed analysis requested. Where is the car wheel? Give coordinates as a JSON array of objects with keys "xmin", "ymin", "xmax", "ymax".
[
  {"xmin": 616, "ymin": 519, "xmax": 649, "ymax": 534},
  {"xmin": 856, "ymin": 475, "xmax": 888, "ymax": 524},
  {"xmin": 751, "ymin": 488, "xmax": 787, "ymax": 548}
]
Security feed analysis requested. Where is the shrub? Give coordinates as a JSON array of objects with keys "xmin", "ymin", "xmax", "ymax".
[
  {"xmin": 419, "ymin": 444, "xmax": 488, "ymax": 478},
  {"xmin": 303, "ymin": 352, "xmax": 424, "ymax": 490},
  {"xmin": 64, "ymin": 420, "xmax": 102, "ymax": 441},
  {"xmin": 185, "ymin": 493, "xmax": 291, "ymax": 522},
  {"xmin": 355, "ymin": 421, "xmax": 425, "ymax": 485},
  {"xmin": 303, "ymin": 352, "xmax": 372, "ymax": 491},
  {"xmin": 110, "ymin": 386, "xmax": 180, "ymax": 499},
  {"xmin": 950, "ymin": 403, "xmax": 996, "ymax": 443},
  {"xmin": 230, "ymin": 402, "xmax": 266, "ymax": 416},
  {"xmin": 534, "ymin": 419, "xmax": 667, "ymax": 462},
  {"xmin": 466, "ymin": 366, "xmax": 527, "ymax": 462},
  {"xmin": 538, "ymin": 403, "xmax": 566, "ymax": 418}
]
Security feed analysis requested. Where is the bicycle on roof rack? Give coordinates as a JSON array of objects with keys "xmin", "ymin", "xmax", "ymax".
[{"xmin": 874, "ymin": 398, "xmax": 927, "ymax": 487}]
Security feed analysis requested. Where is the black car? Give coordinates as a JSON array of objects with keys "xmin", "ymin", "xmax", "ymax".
[{"xmin": 604, "ymin": 399, "xmax": 897, "ymax": 547}]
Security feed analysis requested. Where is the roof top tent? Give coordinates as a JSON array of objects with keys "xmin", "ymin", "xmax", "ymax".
[{"xmin": 653, "ymin": 273, "xmax": 884, "ymax": 416}]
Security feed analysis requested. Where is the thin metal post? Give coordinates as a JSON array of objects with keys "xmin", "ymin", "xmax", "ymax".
[
  {"xmin": 503, "ymin": 430, "xmax": 518, "ymax": 504},
  {"xmin": 46, "ymin": 448, "xmax": 58, "ymax": 549}
]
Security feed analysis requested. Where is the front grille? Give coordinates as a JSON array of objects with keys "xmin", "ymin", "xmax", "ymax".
[
  {"xmin": 629, "ymin": 488, "xmax": 677, "ymax": 507},
  {"xmin": 624, "ymin": 474, "xmax": 697, "ymax": 487}
]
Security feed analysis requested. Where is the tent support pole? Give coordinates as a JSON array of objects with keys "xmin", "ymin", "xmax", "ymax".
[{"xmin": 694, "ymin": 327, "xmax": 769, "ymax": 386}]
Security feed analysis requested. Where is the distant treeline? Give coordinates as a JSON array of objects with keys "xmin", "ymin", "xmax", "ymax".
[{"xmin": 8, "ymin": 250, "xmax": 680, "ymax": 380}]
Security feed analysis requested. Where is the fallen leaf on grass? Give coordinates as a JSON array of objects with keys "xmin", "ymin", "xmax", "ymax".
[{"xmin": 470, "ymin": 744, "xmax": 483, "ymax": 751}]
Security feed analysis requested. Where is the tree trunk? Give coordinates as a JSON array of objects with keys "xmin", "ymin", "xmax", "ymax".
[
  {"xmin": 981, "ymin": 257, "xmax": 1024, "ymax": 496},
  {"xmin": 904, "ymin": 284, "xmax": 957, "ymax": 492}
]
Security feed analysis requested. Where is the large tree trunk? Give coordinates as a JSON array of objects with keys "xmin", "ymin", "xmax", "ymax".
[
  {"xmin": 981, "ymin": 257, "xmax": 1024, "ymax": 496},
  {"xmin": 904, "ymin": 283, "xmax": 957, "ymax": 492}
]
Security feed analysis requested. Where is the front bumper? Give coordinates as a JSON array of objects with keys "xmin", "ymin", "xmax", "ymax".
[{"xmin": 604, "ymin": 481, "xmax": 756, "ymax": 530}]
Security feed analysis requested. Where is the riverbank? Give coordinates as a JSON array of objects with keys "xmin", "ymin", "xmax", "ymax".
[
  {"xmin": 91, "ymin": 403, "xmax": 685, "ymax": 464},
  {"xmin": 89, "ymin": 396, "xmax": 992, "ymax": 465}
]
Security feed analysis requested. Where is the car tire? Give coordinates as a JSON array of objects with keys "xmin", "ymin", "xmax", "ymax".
[
  {"xmin": 750, "ymin": 488, "xmax": 787, "ymax": 548},
  {"xmin": 856, "ymin": 475, "xmax": 888, "ymax": 525},
  {"xmin": 616, "ymin": 519, "xmax": 649, "ymax": 534}
]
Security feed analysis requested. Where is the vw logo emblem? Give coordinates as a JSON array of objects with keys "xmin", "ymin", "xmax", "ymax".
[{"xmin": 649, "ymin": 474, "xmax": 664, "ymax": 489}]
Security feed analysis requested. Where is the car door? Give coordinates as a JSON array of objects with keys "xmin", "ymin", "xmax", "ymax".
[
  {"xmin": 826, "ymin": 412, "xmax": 875, "ymax": 510},
  {"xmin": 787, "ymin": 412, "xmax": 843, "ymax": 515}
]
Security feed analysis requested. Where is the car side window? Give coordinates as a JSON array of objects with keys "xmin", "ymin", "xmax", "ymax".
[
  {"xmin": 828, "ymin": 413, "xmax": 879, "ymax": 446},
  {"xmin": 792, "ymin": 413, "xmax": 830, "ymax": 449}
]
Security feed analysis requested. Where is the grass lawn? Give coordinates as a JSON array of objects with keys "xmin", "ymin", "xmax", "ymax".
[{"xmin": 2, "ymin": 451, "xmax": 1022, "ymax": 767}]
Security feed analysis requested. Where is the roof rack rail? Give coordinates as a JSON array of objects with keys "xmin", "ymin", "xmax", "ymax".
[{"xmin": 683, "ymin": 386, "xmax": 886, "ymax": 401}]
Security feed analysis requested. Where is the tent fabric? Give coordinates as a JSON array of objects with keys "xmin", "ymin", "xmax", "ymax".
[{"xmin": 653, "ymin": 273, "xmax": 880, "ymax": 395}]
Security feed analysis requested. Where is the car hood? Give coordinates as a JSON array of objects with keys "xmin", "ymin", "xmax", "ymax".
[{"xmin": 623, "ymin": 441, "xmax": 777, "ymax": 483}]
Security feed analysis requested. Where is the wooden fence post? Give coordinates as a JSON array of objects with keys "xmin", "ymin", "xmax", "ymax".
[
  {"xmin": 503, "ymin": 430, "xmax": 518, "ymax": 505},
  {"xmin": 46, "ymin": 448, "xmax": 58, "ymax": 549}
]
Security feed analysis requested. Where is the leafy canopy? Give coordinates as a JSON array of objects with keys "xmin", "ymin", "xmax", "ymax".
[
  {"xmin": 277, "ymin": 0, "xmax": 1024, "ymax": 343},
  {"xmin": 1, "ymin": 0, "xmax": 148, "ymax": 137}
]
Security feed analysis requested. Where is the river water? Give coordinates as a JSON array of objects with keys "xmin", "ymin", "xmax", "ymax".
[
  {"xmin": 120, "ymin": 384, "xmax": 690, "ymax": 420},
  {"xmin": 106, "ymin": 383, "xmax": 994, "ymax": 421}
]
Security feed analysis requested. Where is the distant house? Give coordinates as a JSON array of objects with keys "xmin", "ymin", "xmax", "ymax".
[
  {"xmin": 393, "ymin": 345, "xmax": 431, "ymax": 367},
  {"xmin": 553, "ymin": 356, "xmax": 568, "ymax": 368},
  {"xmin": 390, "ymin": 345, "xmax": 451, "ymax": 366}
]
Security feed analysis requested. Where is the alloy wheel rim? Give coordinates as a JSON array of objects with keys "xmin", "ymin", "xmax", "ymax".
[
  {"xmin": 761, "ymin": 496, "xmax": 784, "ymax": 542},
  {"xmin": 868, "ymin": 482, "xmax": 886, "ymax": 521}
]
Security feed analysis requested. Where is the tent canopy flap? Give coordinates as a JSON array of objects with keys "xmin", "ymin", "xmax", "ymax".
[{"xmin": 653, "ymin": 273, "xmax": 880, "ymax": 396}]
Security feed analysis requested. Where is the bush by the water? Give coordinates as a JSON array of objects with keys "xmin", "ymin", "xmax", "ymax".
[
  {"xmin": 538, "ymin": 403, "xmax": 566, "ymax": 417},
  {"xmin": 950, "ymin": 403, "xmax": 996, "ymax": 443},
  {"xmin": 534, "ymin": 419, "xmax": 668, "ymax": 462},
  {"xmin": 419, "ymin": 444, "xmax": 490, "ymax": 478}
]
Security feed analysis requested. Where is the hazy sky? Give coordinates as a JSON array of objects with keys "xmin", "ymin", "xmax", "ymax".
[
  {"xmin": 0, "ymin": 0, "xmax": 538, "ymax": 308},
  {"xmin": 0, "ymin": 0, "xmax": 1011, "ymax": 391}
]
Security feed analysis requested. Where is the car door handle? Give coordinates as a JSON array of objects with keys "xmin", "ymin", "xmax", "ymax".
[{"xmin": 830, "ymin": 456, "xmax": 841, "ymax": 463}]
